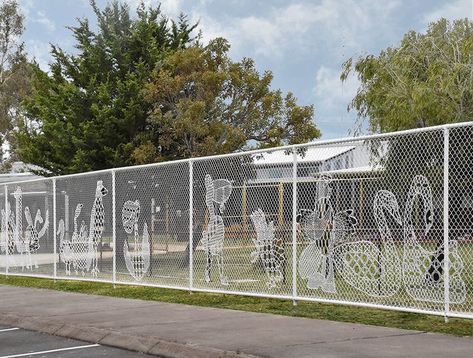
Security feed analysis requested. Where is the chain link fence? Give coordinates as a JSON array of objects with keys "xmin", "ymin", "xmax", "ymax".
[{"xmin": 1, "ymin": 123, "xmax": 472, "ymax": 320}]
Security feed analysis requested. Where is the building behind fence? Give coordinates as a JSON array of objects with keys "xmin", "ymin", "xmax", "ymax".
[{"xmin": 1, "ymin": 122, "xmax": 473, "ymax": 320}]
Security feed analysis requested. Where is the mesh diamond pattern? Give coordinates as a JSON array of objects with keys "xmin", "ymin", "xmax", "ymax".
[{"xmin": 1, "ymin": 124, "xmax": 473, "ymax": 319}]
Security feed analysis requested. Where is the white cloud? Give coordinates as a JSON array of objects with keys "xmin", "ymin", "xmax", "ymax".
[
  {"xmin": 18, "ymin": 0, "xmax": 34, "ymax": 18},
  {"xmin": 126, "ymin": 0, "xmax": 183, "ymax": 17},
  {"xmin": 423, "ymin": 0, "xmax": 472, "ymax": 24},
  {"xmin": 160, "ymin": 0, "xmax": 183, "ymax": 16},
  {"xmin": 195, "ymin": 3, "xmax": 329, "ymax": 57},
  {"xmin": 26, "ymin": 39, "xmax": 51, "ymax": 71},
  {"xmin": 20, "ymin": 1, "xmax": 56, "ymax": 32},
  {"xmin": 312, "ymin": 65, "xmax": 360, "ymax": 136},
  {"xmin": 35, "ymin": 10, "xmax": 56, "ymax": 32},
  {"xmin": 20, "ymin": 1, "xmax": 56, "ymax": 33},
  {"xmin": 194, "ymin": 0, "xmax": 402, "ymax": 58},
  {"xmin": 313, "ymin": 65, "xmax": 359, "ymax": 111}
]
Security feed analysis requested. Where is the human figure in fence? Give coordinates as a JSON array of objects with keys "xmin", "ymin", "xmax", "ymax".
[{"xmin": 201, "ymin": 174, "xmax": 232, "ymax": 286}]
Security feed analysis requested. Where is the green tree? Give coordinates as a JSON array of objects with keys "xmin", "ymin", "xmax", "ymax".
[
  {"xmin": 140, "ymin": 38, "xmax": 320, "ymax": 162},
  {"xmin": 341, "ymin": 18, "xmax": 473, "ymax": 133},
  {"xmin": 0, "ymin": 0, "xmax": 31, "ymax": 167},
  {"xmin": 342, "ymin": 18, "xmax": 473, "ymax": 278},
  {"xmin": 15, "ymin": 1, "xmax": 198, "ymax": 175},
  {"xmin": 340, "ymin": 17, "xmax": 473, "ymax": 206},
  {"xmin": 16, "ymin": 1, "xmax": 320, "ymax": 176}
]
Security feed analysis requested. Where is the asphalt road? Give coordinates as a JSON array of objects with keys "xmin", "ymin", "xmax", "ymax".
[
  {"xmin": 3, "ymin": 285, "xmax": 473, "ymax": 357},
  {"xmin": 0, "ymin": 325, "xmax": 150, "ymax": 357}
]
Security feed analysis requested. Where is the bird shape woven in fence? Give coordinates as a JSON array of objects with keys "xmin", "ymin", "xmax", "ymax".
[
  {"xmin": 58, "ymin": 203, "xmax": 84, "ymax": 275},
  {"xmin": 57, "ymin": 181, "xmax": 107, "ymax": 277},
  {"xmin": 0, "ymin": 187, "xmax": 49, "ymax": 271},
  {"xmin": 297, "ymin": 174, "xmax": 466, "ymax": 304},
  {"xmin": 402, "ymin": 175, "xmax": 466, "ymax": 304},
  {"xmin": 24, "ymin": 205, "xmax": 49, "ymax": 267},
  {"xmin": 122, "ymin": 200, "xmax": 150, "ymax": 281},
  {"xmin": 334, "ymin": 190, "xmax": 402, "ymax": 298}
]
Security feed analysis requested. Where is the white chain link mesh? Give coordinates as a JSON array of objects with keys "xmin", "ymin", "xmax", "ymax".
[
  {"xmin": 1, "ymin": 124, "xmax": 473, "ymax": 319},
  {"xmin": 2, "ymin": 180, "xmax": 53, "ymax": 276}
]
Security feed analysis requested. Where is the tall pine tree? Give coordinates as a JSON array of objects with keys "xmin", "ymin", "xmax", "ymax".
[{"xmin": 16, "ymin": 1, "xmax": 197, "ymax": 175}]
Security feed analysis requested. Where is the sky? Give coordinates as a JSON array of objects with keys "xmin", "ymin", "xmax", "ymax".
[{"xmin": 18, "ymin": 0, "xmax": 473, "ymax": 139}]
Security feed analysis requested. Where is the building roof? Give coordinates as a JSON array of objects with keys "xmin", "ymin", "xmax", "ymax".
[
  {"xmin": 318, "ymin": 164, "xmax": 383, "ymax": 176},
  {"xmin": 0, "ymin": 172, "xmax": 43, "ymax": 184},
  {"xmin": 252, "ymin": 146, "xmax": 356, "ymax": 166},
  {"xmin": 0, "ymin": 161, "xmax": 44, "ymax": 184}
]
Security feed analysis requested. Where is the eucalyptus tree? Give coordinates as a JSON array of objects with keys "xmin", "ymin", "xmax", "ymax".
[
  {"xmin": 342, "ymin": 18, "xmax": 473, "ymax": 280},
  {"xmin": 0, "ymin": 0, "xmax": 31, "ymax": 167}
]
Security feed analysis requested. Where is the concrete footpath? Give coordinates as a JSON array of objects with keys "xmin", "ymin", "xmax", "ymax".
[{"xmin": 1, "ymin": 285, "xmax": 473, "ymax": 358}]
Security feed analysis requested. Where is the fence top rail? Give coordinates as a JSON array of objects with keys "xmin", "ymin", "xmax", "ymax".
[{"xmin": 3, "ymin": 120, "xmax": 472, "ymax": 186}]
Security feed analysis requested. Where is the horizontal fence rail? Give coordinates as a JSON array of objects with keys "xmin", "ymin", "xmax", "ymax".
[{"xmin": 1, "ymin": 122, "xmax": 473, "ymax": 320}]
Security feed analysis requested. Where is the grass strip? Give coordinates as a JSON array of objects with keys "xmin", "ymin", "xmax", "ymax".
[{"xmin": 1, "ymin": 275, "xmax": 472, "ymax": 337}]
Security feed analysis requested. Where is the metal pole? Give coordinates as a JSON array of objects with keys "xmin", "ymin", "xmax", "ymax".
[
  {"xmin": 4, "ymin": 185, "xmax": 8, "ymax": 276},
  {"xmin": 112, "ymin": 170, "xmax": 116, "ymax": 287},
  {"xmin": 443, "ymin": 128, "xmax": 450, "ymax": 323},
  {"xmin": 189, "ymin": 160, "xmax": 194, "ymax": 293},
  {"xmin": 53, "ymin": 178, "xmax": 57, "ymax": 281},
  {"xmin": 65, "ymin": 194, "xmax": 69, "ymax": 238},
  {"xmin": 292, "ymin": 148, "xmax": 298, "ymax": 306}
]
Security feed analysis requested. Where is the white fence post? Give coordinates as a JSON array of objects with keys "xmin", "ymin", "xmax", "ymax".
[
  {"xmin": 292, "ymin": 148, "xmax": 298, "ymax": 305},
  {"xmin": 4, "ymin": 185, "xmax": 8, "ymax": 276},
  {"xmin": 443, "ymin": 127, "xmax": 450, "ymax": 323},
  {"xmin": 189, "ymin": 160, "xmax": 194, "ymax": 293},
  {"xmin": 53, "ymin": 178, "xmax": 57, "ymax": 281},
  {"xmin": 112, "ymin": 169, "xmax": 117, "ymax": 287}
]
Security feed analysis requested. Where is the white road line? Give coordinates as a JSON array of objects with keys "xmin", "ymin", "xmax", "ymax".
[
  {"xmin": 0, "ymin": 328, "xmax": 19, "ymax": 333},
  {"xmin": 0, "ymin": 344, "xmax": 100, "ymax": 358}
]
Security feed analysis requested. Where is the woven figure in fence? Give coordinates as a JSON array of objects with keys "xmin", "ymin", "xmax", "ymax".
[
  {"xmin": 1, "ymin": 204, "xmax": 16, "ymax": 268},
  {"xmin": 250, "ymin": 209, "xmax": 286, "ymax": 289},
  {"xmin": 10, "ymin": 187, "xmax": 31, "ymax": 270},
  {"xmin": 201, "ymin": 174, "xmax": 232, "ymax": 286},
  {"xmin": 3, "ymin": 187, "xmax": 49, "ymax": 270},
  {"xmin": 0, "ymin": 205, "xmax": 15, "ymax": 270},
  {"xmin": 334, "ymin": 190, "xmax": 402, "ymax": 297},
  {"xmin": 403, "ymin": 175, "xmax": 466, "ymax": 303},
  {"xmin": 0, "ymin": 207, "xmax": 11, "ymax": 254},
  {"xmin": 0, "ymin": 208, "xmax": 5, "ymax": 254},
  {"xmin": 57, "ymin": 218, "xmax": 72, "ymax": 275},
  {"xmin": 24, "ymin": 205, "xmax": 49, "ymax": 269},
  {"xmin": 67, "ymin": 181, "xmax": 107, "ymax": 277},
  {"xmin": 70, "ymin": 203, "xmax": 92, "ymax": 275},
  {"xmin": 88, "ymin": 180, "xmax": 107, "ymax": 277},
  {"xmin": 298, "ymin": 175, "xmax": 338, "ymax": 293},
  {"xmin": 10, "ymin": 187, "xmax": 48, "ymax": 270},
  {"xmin": 59, "ymin": 204, "xmax": 84, "ymax": 275},
  {"xmin": 122, "ymin": 200, "xmax": 150, "ymax": 281}
]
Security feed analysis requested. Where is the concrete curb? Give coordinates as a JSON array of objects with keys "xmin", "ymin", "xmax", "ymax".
[{"xmin": 0, "ymin": 312, "xmax": 257, "ymax": 358}]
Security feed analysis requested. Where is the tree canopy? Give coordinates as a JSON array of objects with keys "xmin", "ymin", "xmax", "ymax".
[
  {"xmin": 0, "ymin": 0, "xmax": 31, "ymax": 165},
  {"xmin": 15, "ymin": 1, "xmax": 198, "ymax": 175},
  {"xmin": 341, "ymin": 18, "xmax": 473, "ymax": 133},
  {"xmin": 341, "ymin": 18, "xmax": 473, "ymax": 243},
  {"xmin": 14, "ymin": 0, "xmax": 320, "ymax": 175},
  {"xmin": 139, "ymin": 38, "xmax": 319, "ymax": 162}
]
